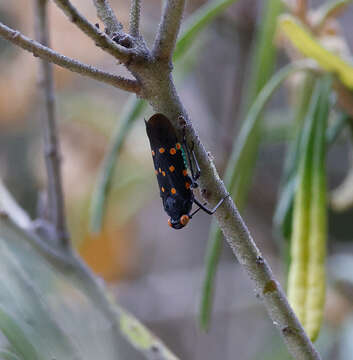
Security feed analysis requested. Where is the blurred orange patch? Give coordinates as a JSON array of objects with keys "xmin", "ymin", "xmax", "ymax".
[{"xmin": 79, "ymin": 224, "xmax": 134, "ymax": 282}]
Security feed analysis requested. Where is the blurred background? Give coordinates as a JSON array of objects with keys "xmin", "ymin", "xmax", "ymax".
[{"xmin": 1, "ymin": 0, "xmax": 353, "ymax": 359}]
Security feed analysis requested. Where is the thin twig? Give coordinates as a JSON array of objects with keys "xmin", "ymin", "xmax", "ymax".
[
  {"xmin": 35, "ymin": 0, "xmax": 69, "ymax": 246},
  {"xmin": 153, "ymin": 0, "xmax": 185, "ymax": 61},
  {"xmin": 129, "ymin": 0, "xmax": 141, "ymax": 38},
  {"xmin": 0, "ymin": 22, "xmax": 141, "ymax": 93},
  {"xmin": 53, "ymin": 0, "xmax": 134, "ymax": 62},
  {"xmin": 92, "ymin": 0, "xmax": 123, "ymax": 35}
]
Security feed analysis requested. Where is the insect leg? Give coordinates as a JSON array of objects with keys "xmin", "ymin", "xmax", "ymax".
[
  {"xmin": 182, "ymin": 125, "xmax": 200, "ymax": 185},
  {"xmin": 189, "ymin": 206, "xmax": 202, "ymax": 218},
  {"xmin": 193, "ymin": 194, "xmax": 230, "ymax": 215},
  {"xmin": 190, "ymin": 142, "xmax": 201, "ymax": 181},
  {"xmin": 189, "ymin": 201, "xmax": 208, "ymax": 218}
]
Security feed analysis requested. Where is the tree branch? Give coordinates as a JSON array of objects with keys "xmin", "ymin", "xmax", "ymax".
[
  {"xmin": 92, "ymin": 0, "xmax": 123, "ymax": 36},
  {"xmin": 52, "ymin": 0, "xmax": 134, "ymax": 62},
  {"xmin": 0, "ymin": 22, "xmax": 141, "ymax": 94},
  {"xmin": 141, "ymin": 66, "xmax": 321, "ymax": 359},
  {"xmin": 152, "ymin": 0, "xmax": 185, "ymax": 61},
  {"xmin": 129, "ymin": 0, "xmax": 141, "ymax": 38},
  {"xmin": 35, "ymin": 0, "xmax": 69, "ymax": 247}
]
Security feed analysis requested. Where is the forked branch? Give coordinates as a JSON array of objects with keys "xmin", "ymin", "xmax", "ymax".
[{"xmin": 53, "ymin": 0, "xmax": 134, "ymax": 62}]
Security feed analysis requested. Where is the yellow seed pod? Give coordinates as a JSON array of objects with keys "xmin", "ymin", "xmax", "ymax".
[
  {"xmin": 279, "ymin": 15, "xmax": 353, "ymax": 89},
  {"xmin": 287, "ymin": 77, "xmax": 330, "ymax": 341},
  {"xmin": 305, "ymin": 110, "xmax": 327, "ymax": 341},
  {"xmin": 288, "ymin": 158, "xmax": 311, "ymax": 326}
]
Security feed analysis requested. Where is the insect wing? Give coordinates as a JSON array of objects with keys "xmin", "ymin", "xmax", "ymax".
[
  {"xmin": 146, "ymin": 113, "xmax": 177, "ymax": 150},
  {"xmin": 166, "ymin": 145, "xmax": 192, "ymax": 198},
  {"xmin": 146, "ymin": 114, "xmax": 177, "ymax": 198},
  {"xmin": 146, "ymin": 114, "xmax": 192, "ymax": 200}
]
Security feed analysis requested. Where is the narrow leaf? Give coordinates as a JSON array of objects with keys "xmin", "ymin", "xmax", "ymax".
[
  {"xmin": 279, "ymin": 15, "xmax": 353, "ymax": 89},
  {"xmin": 174, "ymin": 0, "xmax": 240, "ymax": 60},
  {"xmin": 273, "ymin": 74, "xmax": 316, "ymax": 241},
  {"xmin": 199, "ymin": 60, "xmax": 312, "ymax": 330},
  {"xmin": 287, "ymin": 76, "xmax": 331, "ymax": 341},
  {"xmin": 0, "ymin": 308, "xmax": 40, "ymax": 360},
  {"xmin": 199, "ymin": 0, "xmax": 283, "ymax": 330},
  {"xmin": 90, "ymin": 98, "xmax": 147, "ymax": 232},
  {"xmin": 305, "ymin": 77, "xmax": 331, "ymax": 341},
  {"xmin": 0, "ymin": 211, "xmax": 180, "ymax": 360}
]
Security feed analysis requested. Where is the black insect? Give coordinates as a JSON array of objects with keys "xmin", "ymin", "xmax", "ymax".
[{"xmin": 145, "ymin": 113, "xmax": 227, "ymax": 229}]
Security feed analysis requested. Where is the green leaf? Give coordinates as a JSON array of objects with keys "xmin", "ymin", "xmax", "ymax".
[
  {"xmin": 287, "ymin": 76, "xmax": 331, "ymax": 341},
  {"xmin": 274, "ymin": 109, "xmax": 349, "ymax": 243},
  {"xmin": 174, "ymin": 0, "xmax": 240, "ymax": 61},
  {"xmin": 273, "ymin": 74, "xmax": 316, "ymax": 241},
  {"xmin": 90, "ymin": 97, "xmax": 147, "ymax": 233},
  {"xmin": 199, "ymin": 60, "xmax": 312, "ymax": 331},
  {"xmin": 0, "ymin": 212, "xmax": 180, "ymax": 360},
  {"xmin": 326, "ymin": 112, "xmax": 349, "ymax": 145},
  {"xmin": 0, "ymin": 308, "xmax": 40, "ymax": 360},
  {"xmin": 199, "ymin": 0, "xmax": 284, "ymax": 331},
  {"xmin": 118, "ymin": 309, "xmax": 179, "ymax": 360},
  {"xmin": 0, "ymin": 350, "xmax": 22, "ymax": 360},
  {"xmin": 305, "ymin": 77, "xmax": 331, "ymax": 341},
  {"xmin": 0, "ymin": 218, "xmax": 85, "ymax": 359},
  {"xmin": 246, "ymin": 0, "xmax": 283, "ymax": 103},
  {"xmin": 279, "ymin": 14, "xmax": 353, "ymax": 89}
]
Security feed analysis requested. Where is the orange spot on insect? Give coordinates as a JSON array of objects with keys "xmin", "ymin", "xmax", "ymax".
[
  {"xmin": 182, "ymin": 169, "xmax": 188, "ymax": 176},
  {"xmin": 176, "ymin": 143, "xmax": 181, "ymax": 150},
  {"xmin": 159, "ymin": 168, "xmax": 162, "ymax": 173},
  {"xmin": 159, "ymin": 148, "xmax": 165, "ymax": 154},
  {"xmin": 168, "ymin": 218, "xmax": 172, "ymax": 227},
  {"xmin": 170, "ymin": 148, "xmax": 176, "ymax": 155},
  {"xmin": 161, "ymin": 187, "xmax": 165, "ymax": 192},
  {"xmin": 162, "ymin": 171, "xmax": 166, "ymax": 176},
  {"xmin": 185, "ymin": 182, "xmax": 191, "ymax": 190},
  {"xmin": 152, "ymin": 150, "xmax": 155, "ymax": 156},
  {"xmin": 180, "ymin": 215, "xmax": 189, "ymax": 226},
  {"xmin": 171, "ymin": 188, "xmax": 176, "ymax": 194},
  {"xmin": 169, "ymin": 165, "xmax": 175, "ymax": 172}
]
